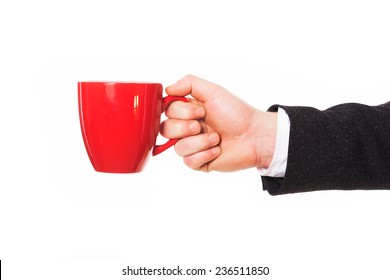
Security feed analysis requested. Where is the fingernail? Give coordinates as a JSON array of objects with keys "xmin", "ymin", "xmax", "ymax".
[
  {"xmin": 209, "ymin": 133, "xmax": 220, "ymax": 145},
  {"xmin": 195, "ymin": 106, "xmax": 206, "ymax": 117},
  {"xmin": 211, "ymin": 146, "xmax": 221, "ymax": 155},
  {"xmin": 189, "ymin": 121, "xmax": 200, "ymax": 133}
]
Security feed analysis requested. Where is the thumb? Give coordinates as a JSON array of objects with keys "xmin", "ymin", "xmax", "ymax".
[{"xmin": 166, "ymin": 74, "xmax": 223, "ymax": 102}]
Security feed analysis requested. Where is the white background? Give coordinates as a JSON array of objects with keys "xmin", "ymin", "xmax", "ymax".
[{"xmin": 1, "ymin": 0, "xmax": 390, "ymax": 279}]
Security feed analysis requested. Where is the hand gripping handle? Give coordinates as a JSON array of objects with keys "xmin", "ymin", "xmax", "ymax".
[{"xmin": 152, "ymin": 96, "xmax": 189, "ymax": 156}]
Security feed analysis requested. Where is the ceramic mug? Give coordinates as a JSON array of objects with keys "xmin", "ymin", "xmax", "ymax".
[{"xmin": 78, "ymin": 82, "xmax": 187, "ymax": 173}]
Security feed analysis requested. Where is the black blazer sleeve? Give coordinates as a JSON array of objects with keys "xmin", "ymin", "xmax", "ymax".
[{"xmin": 262, "ymin": 102, "xmax": 390, "ymax": 195}]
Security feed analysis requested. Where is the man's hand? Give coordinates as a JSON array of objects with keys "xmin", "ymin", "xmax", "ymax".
[{"xmin": 161, "ymin": 75, "xmax": 277, "ymax": 172}]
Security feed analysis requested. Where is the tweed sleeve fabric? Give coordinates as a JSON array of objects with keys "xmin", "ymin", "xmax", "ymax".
[{"xmin": 262, "ymin": 102, "xmax": 390, "ymax": 195}]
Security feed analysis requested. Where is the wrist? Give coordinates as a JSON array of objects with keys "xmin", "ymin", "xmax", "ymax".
[{"xmin": 252, "ymin": 111, "xmax": 277, "ymax": 169}]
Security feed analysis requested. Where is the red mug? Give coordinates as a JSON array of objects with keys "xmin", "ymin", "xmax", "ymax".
[{"xmin": 78, "ymin": 82, "xmax": 188, "ymax": 173}]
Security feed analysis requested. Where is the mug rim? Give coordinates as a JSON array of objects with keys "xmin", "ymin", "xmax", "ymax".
[{"xmin": 78, "ymin": 81, "xmax": 162, "ymax": 86}]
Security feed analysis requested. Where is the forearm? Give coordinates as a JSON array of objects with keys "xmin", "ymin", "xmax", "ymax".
[{"xmin": 262, "ymin": 102, "xmax": 390, "ymax": 195}]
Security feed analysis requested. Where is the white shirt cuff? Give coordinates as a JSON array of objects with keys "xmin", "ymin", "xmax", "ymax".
[{"xmin": 257, "ymin": 107, "xmax": 290, "ymax": 177}]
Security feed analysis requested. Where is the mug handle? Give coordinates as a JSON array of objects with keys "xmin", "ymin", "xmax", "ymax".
[{"xmin": 152, "ymin": 96, "xmax": 189, "ymax": 156}]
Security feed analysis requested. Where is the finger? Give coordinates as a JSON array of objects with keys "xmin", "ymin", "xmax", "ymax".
[
  {"xmin": 166, "ymin": 74, "xmax": 222, "ymax": 101},
  {"xmin": 183, "ymin": 146, "xmax": 221, "ymax": 171},
  {"xmin": 165, "ymin": 100, "xmax": 206, "ymax": 120},
  {"xmin": 160, "ymin": 119, "xmax": 201, "ymax": 139},
  {"xmin": 175, "ymin": 132, "xmax": 220, "ymax": 157}
]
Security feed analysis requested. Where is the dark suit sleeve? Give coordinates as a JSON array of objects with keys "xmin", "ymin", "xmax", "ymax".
[{"xmin": 262, "ymin": 102, "xmax": 390, "ymax": 195}]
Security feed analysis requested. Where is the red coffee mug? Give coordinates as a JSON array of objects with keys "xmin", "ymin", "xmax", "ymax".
[{"xmin": 78, "ymin": 82, "xmax": 188, "ymax": 173}]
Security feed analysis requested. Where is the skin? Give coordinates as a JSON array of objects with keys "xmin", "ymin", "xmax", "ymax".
[{"xmin": 161, "ymin": 75, "xmax": 277, "ymax": 172}]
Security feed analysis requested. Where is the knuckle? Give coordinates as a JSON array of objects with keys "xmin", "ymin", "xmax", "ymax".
[
  {"xmin": 166, "ymin": 102, "xmax": 197, "ymax": 120},
  {"xmin": 184, "ymin": 74, "xmax": 195, "ymax": 80},
  {"xmin": 160, "ymin": 119, "xmax": 187, "ymax": 139},
  {"xmin": 174, "ymin": 137, "xmax": 195, "ymax": 157},
  {"xmin": 174, "ymin": 140, "xmax": 186, "ymax": 157},
  {"xmin": 175, "ymin": 133, "xmax": 218, "ymax": 157},
  {"xmin": 165, "ymin": 103, "xmax": 179, "ymax": 118},
  {"xmin": 189, "ymin": 121, "xmax": 201, "ymax": 134},
  {"xmin": 201, "ymin": 134, "xmax": 213, "ymax": 147},
  {"xmin": 182, "ymin": 148, "xmax": 216, "ymax": 171}
]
